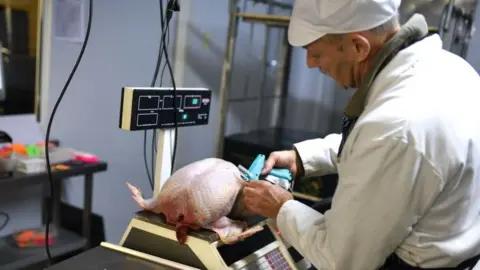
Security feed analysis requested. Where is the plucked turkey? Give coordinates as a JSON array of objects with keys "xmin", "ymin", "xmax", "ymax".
[{"xmin": 126, "ymin": 158, "xmax": 263, "ymax": 245}]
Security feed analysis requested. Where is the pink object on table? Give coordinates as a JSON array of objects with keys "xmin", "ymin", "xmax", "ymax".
[{"xmin": 73, "ymin": 153, "xmax": 98, "ymax": 163}]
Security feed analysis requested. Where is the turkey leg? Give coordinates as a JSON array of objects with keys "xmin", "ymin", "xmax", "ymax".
[
  {"xmin": 126, "ymin": 182, "xmax": 159, "ymax": 212},
  {"xmin": 209, "ymin": 216, "xmax": 263, "ymax": 244}
]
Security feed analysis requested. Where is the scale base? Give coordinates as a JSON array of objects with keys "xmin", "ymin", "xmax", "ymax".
[
  {"xmin": 119, "ymin": 211, "xmax": 215, "ymax": 269},
  {"xmin": 119, "ymin": 211, "xmax": 300, "ymax": 269}
]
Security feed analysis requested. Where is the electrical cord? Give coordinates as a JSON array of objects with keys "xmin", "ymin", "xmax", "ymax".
[
  {"xmin": 144, "ymin": 0, "xmax": 167, "ymax": 190},
  {"xmin": 143, "ymin": 131, "xmax": 153, "ymax": 189},
  {"xmin": 158, "ymin": 26, "xmax": 170, "ymax": 88},
  {"xmin": 155, "ymin": 8, "xmax": 171, "ymax": 155},
  {"xmin": 150, "ymin": 0, "xmax": 167, "ymax": 188},
  {"xmin": 162, "ymin": 0, "xmax": 179, "ymax": 175},
  {"xmin": 44, "ymin": 0, "xmax": 93, "ymax": 265},
  {"xmin": 151, "ymin": 0, "xmax": 166, "ymax": 88},
  {"xmin": 150, "ymin": 0, "xmax": 177, "ymax": 177}
]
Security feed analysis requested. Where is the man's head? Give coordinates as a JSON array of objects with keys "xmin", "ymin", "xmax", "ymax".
[{"xmin": 288, "ymin": 0, "xmax": 402, "ymax": 88}]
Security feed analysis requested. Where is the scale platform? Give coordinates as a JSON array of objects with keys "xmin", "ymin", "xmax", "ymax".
[
  {"xmin": 129, "ymin": 210, "xmax": 232, "ymax": 242},
  {"xmin": 119, "ymin": 210, "xmax": 299, "ymax": 269}
]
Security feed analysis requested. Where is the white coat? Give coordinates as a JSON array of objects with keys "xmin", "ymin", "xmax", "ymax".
[{"xmin": 277, "ymin": 34, "xmax": 480, "ymax": 270}]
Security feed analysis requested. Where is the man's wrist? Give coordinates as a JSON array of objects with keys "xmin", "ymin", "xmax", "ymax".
[
  {"xmin": 276, "ymin": 196, "xmax": 294, "ymax": 218},
  {"xmin": 292, "ymin": 147, "xmax": 305, "ymax": 177}
]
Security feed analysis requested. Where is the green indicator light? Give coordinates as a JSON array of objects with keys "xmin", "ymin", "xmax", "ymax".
[
  {"xmin": 192, "ymin": 98, "xmax": 199, "ymax": 105},
  {"xmin": 182, "ymin": 114, "xmax": 188, "ymax": 120}
]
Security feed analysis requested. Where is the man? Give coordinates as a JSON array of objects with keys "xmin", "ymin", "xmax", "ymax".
[{"xmin": 242, "ymin": 0, "xmax": 480, "ymax": 269}]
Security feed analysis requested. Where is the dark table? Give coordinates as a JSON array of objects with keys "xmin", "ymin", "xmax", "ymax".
[
  {"xmin": 45, "ymin": 245, "xmax": 175, "ymax": 270},
  {"xmin": 0, "ymin": 160, "xmax": 108, "ymax": 270}
]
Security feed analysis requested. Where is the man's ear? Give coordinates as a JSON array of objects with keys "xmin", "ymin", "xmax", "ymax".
[{"xmin": 348, "ymin": 33, "xmax": 371, "ymax": 62}]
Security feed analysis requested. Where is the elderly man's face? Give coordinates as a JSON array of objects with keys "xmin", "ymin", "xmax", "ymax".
[{"xmin": 305, "ymin": 34, "xmax": 371, "ymax": 88}]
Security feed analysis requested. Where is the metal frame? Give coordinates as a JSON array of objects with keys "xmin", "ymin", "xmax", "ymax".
[{"xmin": 215, "ymin": 0, "xmax": 293, "ymax": 157}]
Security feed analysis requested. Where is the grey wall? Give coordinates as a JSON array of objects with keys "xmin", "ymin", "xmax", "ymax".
[
  {"xmin": 169, "ymin": 0, "xmax": 228, "ymax": 169},
  {"xmin": 7, "ymin": 0, "xmax": 177, "ymax": 244}
]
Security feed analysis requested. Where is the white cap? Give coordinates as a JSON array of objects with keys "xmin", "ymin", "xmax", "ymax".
[{"xmin": 288, "ymin": 0, "xmax": 402, "ymax": 47}]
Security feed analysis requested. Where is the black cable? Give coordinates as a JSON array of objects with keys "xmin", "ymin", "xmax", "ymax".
[
  {"xmin": 150, "ymin": 0, "xmax": 166, "ymax": 88},
  {"xmin": 154, "ymin": 1, "xmax": 168, "ymax": 155},
  {"xmin": 153, "ymin": 33, "xmax": 169, "ymax": 156},
  {"xmin": 162, "ymin": 0, "xmax": 179, "ymax": 174},
  {"xmin": 158, "ymin": 27, "xmax": 170, "ymax": 88},
  {"xmin": 155, "ymin": 21, "xmax": 170, "ymax": 155},
  {"xmin": 144, "ymin": 0, "xmax": 167, "ymax": 190},
  {"xmin": 143, "ymin": 131, "xmax": 153, "ymax": 189},
  {"xmin": 151, "ymin": 129, "xmax": 156, "ymax": 177},
  {"xmin": 150, "ymin": 0, "xmax": 167, "ymax": 185},
  {"xmin": 44, "ymin": 0, "xmax": 93, "ymax": 265},
  {"xmin": 152, "ymin": 0, "xmax": 176, "ymax": 168},
  {"xmin": 0, "ymin": 212, "xmax": 9, "ymax": 231}
]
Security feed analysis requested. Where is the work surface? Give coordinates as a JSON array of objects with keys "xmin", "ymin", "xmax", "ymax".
[
  {"xmin": 0, "ymin": 160, "xmax": 108, "ymax": 188},
  {"xmin": 46, "ymin": 245, "xmax": 176, "ymax": 270}
]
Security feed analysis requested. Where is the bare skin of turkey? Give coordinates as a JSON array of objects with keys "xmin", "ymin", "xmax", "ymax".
[{"xmin": 126, "ymin": 158, "xmax": 263, "ymax": 245}]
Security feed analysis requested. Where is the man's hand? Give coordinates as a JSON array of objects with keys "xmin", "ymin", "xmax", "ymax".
[
  {"xmin": 262, "ymin": 150, "xmax": 304, "ymax": 178},
  {"xmin": 243, "ymin": 180, "xmax": 293, "ymax": 218}
]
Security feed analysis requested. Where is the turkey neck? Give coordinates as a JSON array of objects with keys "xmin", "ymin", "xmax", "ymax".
[{"xmin": 228, "ymin": 186, "xmax": 254, "ymax": 219}]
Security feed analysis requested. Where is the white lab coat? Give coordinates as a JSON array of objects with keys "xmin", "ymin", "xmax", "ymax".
[{"xmin": 277, "ymin": 34, "xmax": 480, "ymax": 270}]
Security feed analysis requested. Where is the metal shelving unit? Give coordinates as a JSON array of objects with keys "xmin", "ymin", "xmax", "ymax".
[
  {"xmin": 0, "ymin": 161, "xmax": 107, "ymax": 269},
  {"xmin": 215, "ymin": 1, "xmax": 331, "ymax": 203},
  {"xmin": 215, "ymin": 0, "xmax": 293, "ymax": 158},
  {"xmin": 398, "ymin": 0, "xmax": 478, "ymax": 58}
]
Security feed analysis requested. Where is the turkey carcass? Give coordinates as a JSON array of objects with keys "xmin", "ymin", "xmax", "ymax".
[{"xmin": 126, "ymin": 158, "xmax": 263, "ymax": 245}]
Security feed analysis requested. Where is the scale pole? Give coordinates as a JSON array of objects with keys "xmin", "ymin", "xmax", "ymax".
[{"xmin": 153, "ymin": 128, "xmax": 175, "ymax": 197}]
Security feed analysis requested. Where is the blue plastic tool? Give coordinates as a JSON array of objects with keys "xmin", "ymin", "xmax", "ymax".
[{"xmin": 238, "ymin": 154, "xmax": 293, "ymax": 190}]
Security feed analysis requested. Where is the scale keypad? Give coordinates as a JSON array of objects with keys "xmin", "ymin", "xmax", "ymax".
[{"xmin": 239, "ymin": 248, "xmax": 292, "ymax": 270}]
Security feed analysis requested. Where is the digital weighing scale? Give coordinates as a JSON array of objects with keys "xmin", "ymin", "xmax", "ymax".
[
  {"xmin": 47, "ymin": 87, "xmax": 305, "ymax": 269},
  {"xmin": 117, "ymin": 87, "xmax": 299, "ymax": 269}
]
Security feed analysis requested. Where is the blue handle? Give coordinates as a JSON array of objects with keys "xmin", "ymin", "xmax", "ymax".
[
  {"xmin": 247, "ymin": 154, "xmax": 266, "ymax": 180},
  {"xmin": 239, "ymin": 154, "xmax": 293, "ymax": 182},
  {"xmin": 269, "ymin": 168, "xmax": 292, "ymax": 181}
]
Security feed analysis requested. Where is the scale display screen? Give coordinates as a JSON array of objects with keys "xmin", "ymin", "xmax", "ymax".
[{"xmin": 119, "ymin": 87, "xmax": 211, "ymax": 131}]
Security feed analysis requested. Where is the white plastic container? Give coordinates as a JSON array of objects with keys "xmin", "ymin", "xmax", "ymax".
[
  {"xmin": 15, "ymin": 156, "xmax": 46, "ymax": 174},
  {"xmin": 40, "ymin": 147, "xmax": 75, "ymax": 164}
]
